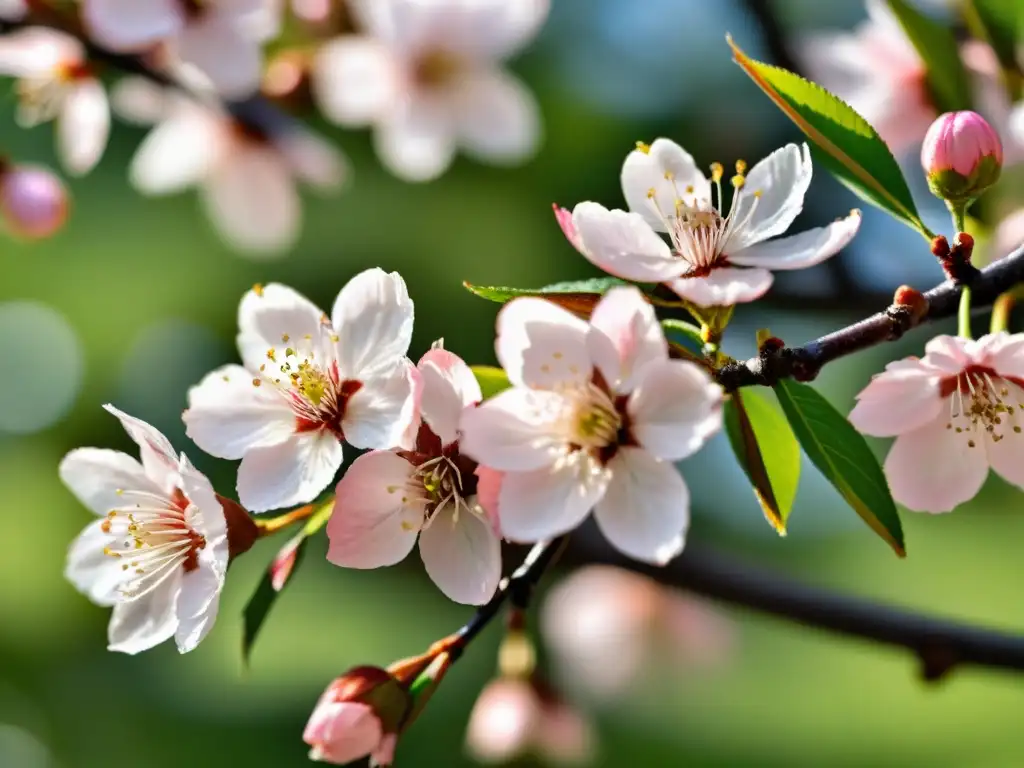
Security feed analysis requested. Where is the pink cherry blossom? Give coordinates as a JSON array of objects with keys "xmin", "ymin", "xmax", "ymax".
[
  {"xmin": 327, "ymin": 346, "xmax": 502, "ymax": 605},
  {"xmin": 849, "ymin": 333, "xmax": 1024, "ymax": 513},
  {"xmin": 311, "ymin": 0, "xmax": 548, "ymax": 182},
  {"xmin": 183, "ymin": 270, "xmax": 418, "ymax": 514},
  {"xmin": 304, "ymin": 695, "xmax": 396, "ymax": 766},
  {"xmin": 921, "ymin": 111, "xmax": 1003, "ymax": 177},
  {"xmin": 112, "ymin": 77, "xmax": 346, "ymax": 256},
  {"xmin": 61, "ymin": 405, "xmax": 229, "ymax": 654},
  {"xmin": 460, "ymin": 286, "xmax": 723, "ymax": 563},
  {"xmin": 558, "ymin": 140, "xmax": 861, "ymax": 307},
  {"xmin": 0, "ymin": 164, "xmax": 68, "ymax": 239},
  {"xmin": 0, "ymin": 27, "xmax": 110, "ymax": 175}
]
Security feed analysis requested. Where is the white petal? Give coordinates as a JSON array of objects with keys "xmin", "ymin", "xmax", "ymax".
[
  {"xmin": 452, "ymin": 68, "xmax": 540, "ymax": 164},
  {"xmin": 628, "ymin": 359, "xmax": 723, "ymax": 461},
  {"xmin": 433, "ymin": 0, "xmax": 549, "ymax": 59},
  {"xmin": 419, "ymin": 501, "xmax": 501, "ymax": 605},
  {"xmin": 460, "ymin": 388, "xmax": 571, "ymax": 471},
  {"xmin": 236, "ymin": 432, "xmax": 343, "ymax": 512},
  {"xmin": 102, "ymin": 404, "xmax": 179, "ymax": 492},
  {"xmin": 728, "ymin": 211, "xmax": 862, "ymax": 271},
  {"xmin": 312, "ymin": 36, "xmax": 401, "ymax": 126},
  {"xmin": 184, "ymin": 364, "xmax": 296, "ymax": 459},
  {"xmin": 82, "ymin": 0, "xmax": 183, "ymax": 50},
  {"xmin": 326, "ymin": 451, "xmax": 420, "ymax": 568},
  {"xmin": 65, "ymin": 518, "xmax": 125, "ymax": 607},
  {"xmin": 178, "ymin": 454, "xmax": 229, "ymax": 560},
  {"xmin": 59, "ymin": 448, "xmax": 162, "ymax": 516},
  {"xmin": 175, "ymin": 14, "xmax": 262, "ymax": 98},
  {"xmin": 201, "ymin": 146, "xmax": 300, "ymax": 256},
  {"xmin": 276, "ymin": 126, "xmax": 349, "ymax": 191},
  {"xmin": 884, "ymin": 414, "xmax": 989, "ymax": 513},
  {"xmin": 726, "ymin": 143, "xmax": 813, "ymax": 251},
  {"xmin": 848, "ymin": 360, "xmax": 944, "ymax": 437},
  {"xmin": 129, "ymin": 114, "xmax": 218, "ymax": 194},
  {"xmin": 667, "ymin": 267, "xmax": 773, "ymax": 307},
  {"xmin": 110, "ymin": 76, "xmax": 171, "ymax": 125},
  {"xmin": 985, "ymin": 386, "xmax": 1024, "ymax": 489},
  {"xmin": 342, "ymin": 360, "xmax": 418, "ymax": 450},
  {"xmin": 588, "ymin": 286, "xmax": 667, "ymax": 395},
  {"xmin": 594, "ymin": 447, "xmax": 688, "ymax": 565},
  {"xmin": 496, "ymin": 297, "xmax": 590, "ymax": 389},
  {"xmin": 237, "ymin": 283, "xmax": 326, "ymax": 372},
  {"xmin": 571, "ymin": 202, "xmax": 681, "ymax": 282},
  {"xmin": 620, "ymin": 138, "xmax": 711, "ymax": 232},
  {"xmin": 418, "ymin": 348, "xmax": 482, "ymax": 445},
  {"xmin": 497, "ymin": 454, "xmax": 609, "ymax": 542},
  {"xmin": 0, "ymin": 28, "xmax": 79, "ymax": 76},
  {"xmin": 57, "ymin": 79, "xmax": 110, "ymax": 176},
  {"xmin": 174, "ymin": 563, "xmax": 223, "ymax": 653},
  {"xmin": 374, "ymin": 91, "xmax": 456, "ymax": 182},
  {"xmin": 107, "ymin": 578, "xmax": 180, "ymax": 654},
  {"xmin": 331, "ymin": 268, "xmax": 414, "ymax": 380}
]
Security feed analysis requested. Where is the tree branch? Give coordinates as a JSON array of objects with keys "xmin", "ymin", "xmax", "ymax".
[{"xmin": 716, "ymin": 241, "xmax": 1024, "ymax": 390}]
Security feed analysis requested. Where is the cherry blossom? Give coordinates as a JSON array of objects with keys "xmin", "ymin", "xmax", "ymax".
[
  {"xmin": 849, "ymin": 333, "xmax": 1024, "ymax": 513},
  {"xmin": 311, "ymin": 0, "xmax": 548, "ymax": 182},
  {"xmin": 60, "ymin": 405, "xmax": 229, "ymax": 654},
  {"xmin": 112, "ymin": 76, "xmax": 346, "ymax": 256},
  {"xmin": 557, "ymin": 140, "xmax": 861, "ymax": 307},
  {"xmin": 0, "ymin": 163, "xmax": 68, "ymax": 239},
  {"xmin": 304, "ymin": 676, "xmax": 398, "ymax": 766},
  {"xmin": 0, "ymin": 0, "xmax": 25, "ymax": 20},
  {"xmin": 327, "ymin": 346, "xmax": 502, "ymax": 605},
  {"xmin": 81, "ymin": 0, "xmax": 271, "ymax": 98},
  {"xmin": 460, "ymin": 286, "xmax": 723, "ymax": 563},
  {"xmin": 0, "ymin": 27, "xmax": 109, "ymax": 175},
  {"xmin": 184, "ymin": 270, "xmax": 418, "ymax": 513}
]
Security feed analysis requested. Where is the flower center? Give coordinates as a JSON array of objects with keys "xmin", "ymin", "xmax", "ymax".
[
  {"xmin": 413, "ymin": 50, "xmax": 463, "ymax": 88},
  {"xmin": 401, "ymin": 452, "xmax": 482, "ymax": 529},
  {"xmin": 943, "ymin": 366, "xmax": 1024, "ymax": 446},
  {"xmin": 101, "ymin": 488, "xmax": 206, "ymax": 598}
]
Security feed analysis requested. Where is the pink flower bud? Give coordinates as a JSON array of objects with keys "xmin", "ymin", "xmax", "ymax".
[
  {"xmin": 0, "ymin": 165, "xmax": 68, "ymax": 240},
  {"xmin": 921, "ymin": 111, "xmax": 1003, "ymax": 202},
  {"xmin": 465, "ymin": 678, "xmax": 540, "ymax": 763}
]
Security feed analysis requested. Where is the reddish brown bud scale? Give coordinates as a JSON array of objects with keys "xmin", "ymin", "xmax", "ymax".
[
  {"xmin": 931, "ymin": 235, "xmax": 951, "ymax": 260},
  {"xmin": 758, "ymin": 336, "xmax": 785, "ymax": 355},
  {"xmin": 216, "ymin": 494, "xmax": 259, "ymax": 561},
  {"xmin": 891, "ymin": 285, "xmax": 929, "ymax": 324}
]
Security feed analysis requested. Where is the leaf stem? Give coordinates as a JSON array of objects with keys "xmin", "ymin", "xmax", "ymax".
[
  {"xmin": 990, "ymin": 291, "xmax": 1016, "ymax": 335},
  {"xmin": 958, "ymin": 286, "xmax": 973, "ymax": 339}
]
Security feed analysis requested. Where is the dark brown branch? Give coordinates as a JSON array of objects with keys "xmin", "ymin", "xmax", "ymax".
[{"xmin": 716, "ymin": 241, "xmax": 1024, "ymax": 389}]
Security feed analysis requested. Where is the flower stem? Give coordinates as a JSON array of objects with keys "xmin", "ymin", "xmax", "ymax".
[
  {"xmin": 958, "ymin": 287, "xmax": 973, "ymax": 339},
  {"xmin": 990, "ymin": 290, "xmax": 1018, "ymax": 334},
  {"xmin": 255, "ymin": 503, "xmax": 318, "ymax": 537}
]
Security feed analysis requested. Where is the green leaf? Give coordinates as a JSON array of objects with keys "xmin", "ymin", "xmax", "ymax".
[
  {"xmin": 724, "ymin": 388, "xmax": 801, "ymax": 534},
  {"xmin": 661, "ymin": 318, "xmax": 704, "ymax": 352},
  {"xmin": 462, "ymin": 277, "xmax": 630, "ymax": 318},
  {"xmin": 242, "ymin": 499, "xmax": 334, "ymax": 666},
  {"xmin": 471, "ymin": 365, "xmax": 512, "ymax": 400},
  {"xmin": 728, "ymin": 37, "xmax": 931, "ymax": 239},
  {"xmin": 964, "ymin": 0, "xmax": 1024, "ymax": 99},
  {"xmin": 773, "ymin": 379, "xmax": 906, "ymax": 556},
  {"xmin": 886, "ymin": 0, "xmax": 973, "ymax": 113}
]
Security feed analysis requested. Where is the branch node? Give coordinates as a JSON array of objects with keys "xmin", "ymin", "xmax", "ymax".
[{"xmin": 918, "ymin": 643, "xmax": 960, "ymax": 684}]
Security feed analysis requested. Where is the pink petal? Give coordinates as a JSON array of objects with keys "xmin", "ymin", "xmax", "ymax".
[
  {"xmin": 666, "ymin": 267, "xmax": 773, "ymax": 307},
  {"xmin": 727, "ymin": 210, "xmax": 862, "ymax": 271},
  {"xmin": 418, "ymin": 502, "xmax": 501, "ymax": 605},
  {"xmin": 236, "ymin": 432, "xmax": 344, "ymax": 513},
  {"xmin": 459, "ymin": 389, "xmax": 570, "ymax": 472},
  {"xmin": 374, "ymin": 90, "xmax": 456, "ymax": 182},
  {"xmin": 474, "ymin": 466, "xmax": 504, "ymax": 535},
  {"xmin": 452, "ymin": 67, "xmax": 540, "ymax": 164},
  {"xmin": 465, "ymin": 679, "xmax": 540, "ymax": 764},
  {"xmin": 82, "ymin": 0, "xmax": 183, "ymax": 50},
  {"xmin": 985, "ymin": 333, "xmax": 1024, "ymax": 379},
  {"xmin": 921, "ymin": 335, "xmax": 973, "ymax": 374},
  {"xmin": 594, "ymin": 447, "xmax": 688, "ymax": 565},
  {"xmin": 417, "ymin": 349, "xmax": 481, "ymax": 445},
  {"xmin": 553, "ymin": 204, "xmax": 583, "ymax": 253},
  {"xmin": 984, "ymin": 382, "xmax": 1024, "ymax": 489},
  {"xmin": 588, "ymin": 286, "xmax": 667, "ymax": 394},
  {"xmin": 326, "ymin": 451, "xmax": 420, "ymax": 568},
  {"xmin": 304, "ymin": 700, "xmax": 383, "ymax": 765},
  {"xmin": 175, "ymin": 13, "xmax": 261, "ymax": 98},
  {"xmin": 312, "ymin": 36, "xmax": 400, "ymax": 126},
  {"xmin": 620, "ymin": 138, "xmax": 710, "ymax": 231},
  {"xmin": 128, "ymin": 112, "xmax": 219, "ymax": 194},
  {"xmin": 884, "ymin": 412, "xmax": 989, "ymax": 513},
  {"xmin": 58, "ymin": 79, "xmax": 109, "ymax": 176},
  {"xmin": 331, "ymin": 268, "xmax": 414, "ymax": 380},
  {"xmin": 341, "ymin": 360, "xmax": 418, "ymax": 450},
  {"xmin": 536, "ymin": 702, "xmax": 596, "ymax": 766},
  {"xmin": 496, "ymin": 296, "xmax": 591, "ymax": 389},
  {"xmin": 848, "ymin": 359, "xmax": 944, "ymax": 437},
  {"xmin": 571, "ymin": 202, "xmax": 681, "ymax": 282},
  {"xmin": 370, "ymin": 734, "xmax": 397, "ymax": 767}
]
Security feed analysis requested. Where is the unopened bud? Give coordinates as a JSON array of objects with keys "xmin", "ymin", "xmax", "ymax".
[
  {"xmin": 921, "ymin": 111, "xmax": 1003, "ymax": 202},
  {"xmin": 0, "ymin": 164, "xmax": 69, "ymax": 240},
  {"xmin": 758, "ymin": 336, "xmax": 785, "ymax": 356},
  {"xmin": 892, "ymin": 285, "xmax": 929, "ymax": 323}
]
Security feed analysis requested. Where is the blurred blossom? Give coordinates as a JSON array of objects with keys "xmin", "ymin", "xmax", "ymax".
[
  {"xmin": 541, "ymin": 566, "xmax": 734, "ymax": 701},
  {"xmin": 993, "ymin": 209, "xmax": 1024, "ymax": 262},
  {"xmin": 0, "ymin": 164, "xmax": 68, "ymax": 240},
  {"xmin": 0, "ymin": 301, "xmax": 81, "ymax": 433},
  {"xmin": 0, "ymin": 27, "xmax": 110, "ymax": 175},
  {"xmin": 0, "ymin": 0, "xmax": 25, "ymax": 20},
  {"xmin": 0, "ymin": 724, "xmax": 51, "ymax": 768},
  {"xmin": 311, "ymin": 0, "xmax": 547, "ymax": 182},
  {"xmin": 113, "ymin": 77, "xmax": 346, "ymax": 257}
]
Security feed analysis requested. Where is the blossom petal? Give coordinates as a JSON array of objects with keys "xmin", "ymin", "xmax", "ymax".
[
  {"xmin": 922, "ymin": 335, "xmax": 973, "ymax": 374},
  {"xmin": 848, "ymin": 360, "xmax": 944, "ymax": 437},
  {"xmin": 174, "ymin": 563, "xmax": 223, "ymax": 653},
  {"xmin": 65, "ymin": 518, "xmax": 124, "ymax": 607},
  {"xmin": 332, "ymin": 268, "xmax": 414, "ymax": 380},
  {"xmin": 184, "ymin": 364, "xmax": 296, "ymax": 459},
  {"xmin": 102, "ymin": 404, "xmax": 180, "ymax": 492},
  {"xmin": 418, "ymin": 348, "xmax": 481, "ymax": 445},
  {"xmin": 726, "ymin": 143, "xmax": 813, "ymax": 251},
  {"xmin": 326, "ymin": 451, "xmax": 420, "ymax": 568},
  {"xmin": 446, "ymin": 0, "xmax": 550, "ymax": 59},
  {"xmin": 58, "ymin": 79, "xmax": 109, "ymax": 176},
  {"xmin": 497, "ymin": 454, "xmax": 609, "ymax": 542},
  {"xmin": 984, "ymin": 382, "xmax": 1024, "ymax": 490},
  {"xmin": 0, "ymin": 28, "xmax": 72, "ymax": 75},
  {"xmin": 419, "ymin": 501, "xmax": 501, "ymax": 605},
  {"xmin": 453, "ymin": 68, "xmax": 540, "ymax": 164},
  {"xmin": 884, "ymin": 414, "xmax": 989, "ymax": 513},
  {"xmin": 496, "ymin": 296, "xmax": 591, "ymax": 389},
  {"xmin": 342, "ymin": 361, "xmax": 418, "ymax": 450},
  {"xmin": 666, "ymin": 267, "xmax": 773, "ymax": 307},
  {"xmin": 179, "ymin": 454, "xmax": 229, "ymax": 563},
  {"xmin": 460, "ymin": 388, "xmax": 570, "ymax": 471},
  {"xmin": 628, "ymin": 359, "xmax": 723, "ymax": 461},
  {"xmin": 236, "ymin": 432, "xmax": 343, "ymax": 512},
  {"xmin": 312, "ymin": 36, "xmax": 400, "ymax": 126},
  {"xmin": 986, "ymin": 333, "xmax": 1024, "ymax": 379},
  {"xmin": 107, "ymin": 578, "xmax": 180, "ymax": 654},
  {"xmin": 276, "ymin": 125, "xmax": 349, "ymax": 192},
  {"xmin": 237, "ymin": 283, "xmax": 325, "ymax": 372},
  {"xmin": 588, "ymin": 286, "xmax": 667, "ymax": 394},
  {"xmin": 727, "ymin": 210, "xmax": 862, "ymax": 271},
  {"xmin": 129, "ymin": 113, "xmax": 217, "ymax": 194},
  {"xmin": 304, "ymin": 700, "xmax": 383, "ymax": 766},
  {"xmin": 374, "ymin": 92, "xmax": 456, "ymax": 183},
  {"xmin": 59, "ymin": 447, "xmax": 163, "ymax": 516},
  {"xmin": 620, "ymin": 138, "xmax": 710, "ymax": 232},
  {"xmin": 175, "ymin": 14, "xmax": 261, "ymax": 98},
  {"xmin": 83, "ymin": 0, "xmax": 182, "ymax": 50},
  {"xmin": 571, "ymin": 202, "xmax": 681, "ymax": 282}
]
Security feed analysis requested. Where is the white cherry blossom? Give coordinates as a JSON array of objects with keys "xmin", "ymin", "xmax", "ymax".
[
  {"xmin": 184, "ymin": 270, "xmax": 418, "ymax": 513},
  {"xmin": 112, "ymin": 77, "xmax": 346, "ymax": 257},
  {"xmin": 558, "ymin": 140, "xmax": 861, "ymax": 307},
  {"xmin": 61, "ymin": 405, "xmax": 229, "ymax": 654},
  {"xmin": 0, "ymin": 27, "xmax": 109, "ymax": 175},
  {"xmin": 849, "ymin": 333, "xmax": 1024, "ymax": 513},
  {"xmin": 460, "ymin": 286, "xmax": 723, "ymax": 564},
  {"xmin": 311, "ymin": 0, "xmax": 548, "ymax": 182},
  {"xmin": 327, "ymin": 346, "xmax": 502, "ymax": 605}
]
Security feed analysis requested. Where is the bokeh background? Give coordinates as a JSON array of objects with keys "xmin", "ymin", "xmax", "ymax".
[{"xmin": 3, "ymin": 0, "xmax": 1024, "ymax": 766}]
